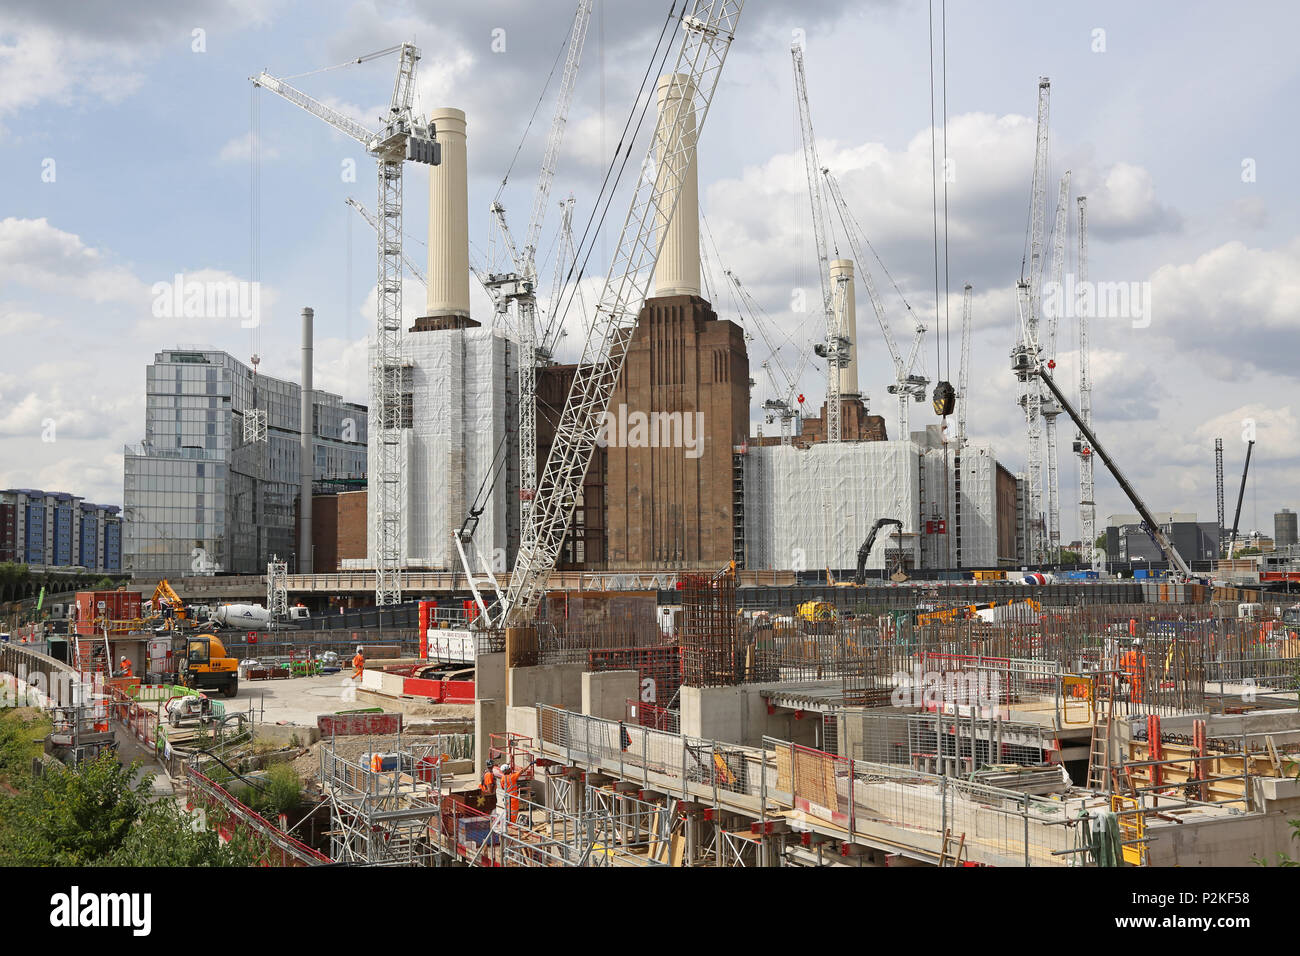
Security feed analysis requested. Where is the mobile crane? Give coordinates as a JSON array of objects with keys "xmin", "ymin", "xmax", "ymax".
[{"xmin": 1035, "ymin": 363, "xmax": 1201, "ymax": 582}]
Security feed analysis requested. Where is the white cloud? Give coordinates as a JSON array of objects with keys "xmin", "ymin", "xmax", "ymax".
[
  {"xmin": 133, "ymin": 268, "xmax": 279, "ymax": 344},
  {"xmin": 1082, "ymin": 162, "xmax": 1181, "ymax": 239},
  {"xmin": 0, "ymin": 304, "xmax": 52, "ymax": 335},
  {"xmin": 218, "ymin": 131, "xmax": 280, "ymax": 163},
  {"xmin": 0, "ymin": 217, "xmax": 150, "ymax": 304},
  {"xmin": 1146, "ymin": 238, "xmax": 1300, "ymax": 377}
]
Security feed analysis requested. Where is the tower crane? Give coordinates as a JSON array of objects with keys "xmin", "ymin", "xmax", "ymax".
[
  {"xmin": 791, "ymin": 41, "xmax": 850, "ymax": 442},
  {"xmin": 502, "ymin": 0, "xmax": 745, "ymax": 626},
  {"xmin": 956, "ymin": 283, "xmax": 973, "ymax": 448},
  {"xmin": 540, "ymin": 194, "xmax": 584, "ymax": 361},
  {"xmin": 953, "ymin": 283, "xmax": 973, "ymax": 568},
  {"xmin": 721, "ymin": 268, "xmax": 809, "ymax": 445},
  {"xmin": 1074, "ymin": 195, "xmax": 1096, "ymax": 565},
  {"xmin": 1042, "ymin": 170, "xmax": 1071, "ymax": 562},
  {"xmin": 1010, "ymin": 77, "xmax": 1051, "ymax": 565},
  {"xmin": 253, "ymin": 44, "xmax": 442, "ymax": 606},
  {"xmin": 487, "ymin": 0, "xmax": 592, "ymax": 553},
  {"xmin": 823, "ymin": 169, "xmax": 929, "ymax": 439}
]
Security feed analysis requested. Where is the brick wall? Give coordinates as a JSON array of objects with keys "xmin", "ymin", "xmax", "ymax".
[
  {"xmin": 602, "ymin": 294, "xmax": 749, "ymax": 570},
  {"xmin": 798, "ymin": 397, "xmax": 889, "ymax": 444},
  {"xmin": 336, "ymin": 491, "xmax": 367, "ymax": 561},
  {"xmin": 996, "ymin": 463, "xmax": 1019, "ymax": 564}
]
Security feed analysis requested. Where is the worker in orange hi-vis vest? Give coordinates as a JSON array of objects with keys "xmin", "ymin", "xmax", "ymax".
[
  {"xmin": 1122, "ymin": 640, "xmax": 1146, "ymax": 703},
  {"xmin": 499, "ymin": 763, "xmax": 525, "ymax": 824},
  {"xmin": 352, "ymin": 646, "xmax": 365, "ymax": 682},
  {"xmin": 118, "ymin": 656, "xmax": 133, "ymax": 679}
]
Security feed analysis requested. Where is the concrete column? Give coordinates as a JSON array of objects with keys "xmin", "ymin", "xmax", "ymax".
[
  {"xmin": 831, "ymin": 259, "xmax": 859, "ymax": 397},
  {"xmin": 299, "ymin": 307, "xmax": 314, "ymax": 574},
  {"xmin": 653, "ymin": 74, "xmax": 700, "ymax": 298},
  {"xmin": 426, "ymin": 107, "xmax": 470, "ymax": 318}
]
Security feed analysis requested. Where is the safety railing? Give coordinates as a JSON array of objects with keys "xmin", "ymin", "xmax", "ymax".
[
  {"xmin": 185, "ymin": 765, "xmax": 331, "ymax": 866},
  {"xmin": 766, "ymin": 736, "xmax": 1080, "ymax": 867},
  {"xmin": 626, "ymin": 699, "xmax": 681, "ymax": 734},
  {"xmin": 535, "ymin": 705, "xmax": 762, "ymax": 805}
]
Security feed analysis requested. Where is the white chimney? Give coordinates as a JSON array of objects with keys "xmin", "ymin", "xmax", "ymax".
[
  {"xmin": 652, "ymin": 74, "xmax": 700, "ymax": 298},
  {"xmin": 831, "ymin": 258, "xmax": 859, "ymax": 397},
  {"xmin": 426, "ymin": 107, "xmax": 470, "ymax": 318}
]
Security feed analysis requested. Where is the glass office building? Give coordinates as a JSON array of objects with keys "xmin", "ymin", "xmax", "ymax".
[{"xmin": 123, "ymin": 349, "xmax": 366, "ymax": 577}]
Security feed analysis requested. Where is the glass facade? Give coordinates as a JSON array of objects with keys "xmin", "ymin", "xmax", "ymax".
[{"xmin": 124, "ymin": 350, "xmax": 367, "ymax": 577}]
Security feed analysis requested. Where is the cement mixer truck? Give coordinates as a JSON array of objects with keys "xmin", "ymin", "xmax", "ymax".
[{"xmin": 207, "ymin": 603, "xmax": 310, "ymax": 629}]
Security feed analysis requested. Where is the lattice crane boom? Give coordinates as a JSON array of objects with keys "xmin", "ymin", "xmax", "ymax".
[
  {"xmin": 1043, "ymin": 170, "xmax": 1070, "ymax": 561},
  {"xmin": 503, "ymin": 0, "xmax": 745, "ymax": 625},
  {"xmin": 1011, "ymin": 76, "xmax": 1051, "ymax": 565},
  {"xmin": 792, "ymin": 41, "xmax": 845, "ymax": 442},
  {"xmin": 1075, "ymin": 194, "xmax": 1096, "ymax": 565},
  {"xmin": 823, "ymin": 167, "xmax": 928, "ymax": 436},
  {"xmin": 957, "ymin": 283, "xmax": 972, "ymax": 446},
  {"xmin": 255, "ymin": 43, "xmax": 440, "ymax": 606}
]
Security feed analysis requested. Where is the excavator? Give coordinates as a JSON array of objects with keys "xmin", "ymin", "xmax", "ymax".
[
  {"xmin": 826, "ymin": 518, "xmax": 906, "ymax": 587},
  {"xmin": 144, "ymin": 579, "xmax": 193, "ymax": 632},
  {"xmin": 855, "ymin": 518, "xmax": 904, "ymax": 585},
  {"xmin": 173, "ymin": 633, "xmax": 240, "ymax": 698}
]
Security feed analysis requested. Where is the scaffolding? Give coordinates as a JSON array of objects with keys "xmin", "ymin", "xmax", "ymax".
[{"xmin": 319, "ymin": 735, "xmax": 449, "ymax": 865}]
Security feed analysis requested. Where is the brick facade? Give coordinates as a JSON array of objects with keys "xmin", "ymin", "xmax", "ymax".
[
  {"xmin": 792, "ymin": 396, "xmax": 888, "ymax": 445},
  {"xmin": 602, "ymin": 294, "xmax": 749, "ymax": 569}
]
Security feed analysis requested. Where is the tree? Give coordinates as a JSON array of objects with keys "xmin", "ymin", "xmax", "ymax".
[
  {"xmin": 0, "ymin": 751, "xmax": 147, "ymax": 866},
  {"xmin": 109, "ymin": 800, "xmax": 260, "ymax": 867},
  {"xmin": 0, "ymin": 750, "xmax": 260, "ymax": 867},
  {"xmin": 1059, "ymin": 549, "xmax": 1082, "ymax": 565}
]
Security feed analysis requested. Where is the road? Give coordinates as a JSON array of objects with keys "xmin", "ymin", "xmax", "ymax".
[{"xmin": 229, "ymin": 673, "xmax": 357, "ymax": 726}]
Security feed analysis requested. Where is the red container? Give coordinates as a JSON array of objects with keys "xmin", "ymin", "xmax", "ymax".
[{"xmin": 75, "ymin": 590, "xmax": 143, "ymax": 635}]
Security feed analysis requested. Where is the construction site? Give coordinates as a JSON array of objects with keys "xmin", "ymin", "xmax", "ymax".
[{"xmin": 3, "ymin": 1, "xmax": 1299, "ymax": 891}]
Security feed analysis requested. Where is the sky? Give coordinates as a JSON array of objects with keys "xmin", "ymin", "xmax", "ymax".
[{"xmin": 1, "ymin": 0, "xmax": 1297, "ymax": 547}]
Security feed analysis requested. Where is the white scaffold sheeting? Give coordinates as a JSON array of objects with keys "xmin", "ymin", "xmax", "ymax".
[
  {"xmin": 921, "ymin": 443, "xmax": 1000, "ymax": 569},
  {"xmin": 742, "ymin": 441, "xmax": 921, "ymax": 571},
  {"xmin": 368, "ymin": 326, "xmax": 517, "ymax": 571}
]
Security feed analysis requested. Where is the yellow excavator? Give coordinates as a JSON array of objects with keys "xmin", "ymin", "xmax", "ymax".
[
  {"xmin": 173, "ymin": 633, "xmax": 239, "ymax": 698},
  {"xmin": 796, "ymin": 601, "xmax": 838, "ymax": 632},
  {"xmin": 146, "ymin": 579, "xmax": 193, "ymax": 631}
]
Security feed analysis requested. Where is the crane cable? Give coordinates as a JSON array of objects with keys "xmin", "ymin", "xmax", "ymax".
[
  {"xmin": 493, "ymin": 21, "xmax": 573, "ymax": 204},
  {"xmin": 548, "ymin": 1, "xmax": 680, "ymax": 353}
]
